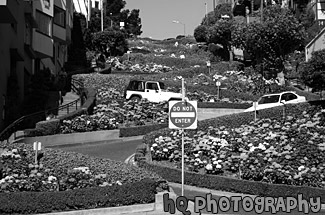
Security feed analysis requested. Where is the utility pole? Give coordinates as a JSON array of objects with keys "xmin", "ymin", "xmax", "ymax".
[
  {"xmin": 101, "ymin": 0, "xmax": 104, "ymax": 31},
  {"xmin": 260, "ymin": 0, "xmax": 263, "ymax": 22},
  {"xmin": 205, "ymin": 3, "xmax": 208, "ymax": 25},
  {"xmin": 87, "ymin": 0, "xmax": 91, "ymax": 28},
  {"xmin": 213, "ymin": 0, "xmax": 215, "ymax": 11}
]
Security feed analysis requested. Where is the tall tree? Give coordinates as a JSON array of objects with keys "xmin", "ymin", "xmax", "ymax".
[
  {"xmin": 232, "ymin": 5, "xmax": 306, "ymax": 76},
  {"xmin": 301, "ymin": 50, "xmax": 325, "ymax": 93}
]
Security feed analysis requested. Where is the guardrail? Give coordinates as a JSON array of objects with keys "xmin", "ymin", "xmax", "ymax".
[{"xmin": 0, "ymin": 77, "xmax": 85, "ymax": 143}]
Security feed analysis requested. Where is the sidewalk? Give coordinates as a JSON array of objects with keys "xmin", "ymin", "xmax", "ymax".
[{"xmin": 168, "ymin": 182, "xmax": 325, "ymax": 215}]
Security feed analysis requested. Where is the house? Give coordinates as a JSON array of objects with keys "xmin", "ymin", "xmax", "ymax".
[
  {"xmin": 0, "ymin": 0, "xmax": 74, "ymax": 132},
  {"xmin": 305, "ymin": 27, "xmax": 325, "ymax": 62}
]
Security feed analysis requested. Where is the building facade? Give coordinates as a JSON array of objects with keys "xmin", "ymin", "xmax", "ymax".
[{"xmin": 0, "ymin": 0, "xmax": 74, "ymax": 132}]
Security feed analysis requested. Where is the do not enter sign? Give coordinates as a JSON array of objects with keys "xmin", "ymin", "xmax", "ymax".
[{"xmin": 169, "ymin": 101, "xmax": 197, "ymax": 129}]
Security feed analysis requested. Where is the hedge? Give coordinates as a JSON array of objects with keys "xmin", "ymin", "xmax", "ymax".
[
  {"xmin": 0, "ymin": 178, "xmax": 158, "ymax": 214},
  {"xmin": 137, "ymin": 161, "xmax": 325, "ymax": 204}
]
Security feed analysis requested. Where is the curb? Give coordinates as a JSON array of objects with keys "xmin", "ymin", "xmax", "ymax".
[
  {"xmin": 169, "ymin": 182, "xmax": 325, "ymax": 210},
  {"xmin": 45, "ymin": 135, "xmax": 144, "ymax": 148},
  {"xmin": 124, "ymin": 153, "xmax": 135, "ymax": 164},
  {"xmin": 40, "ymin": 203, "xmax": 155, "ymax": 215}
]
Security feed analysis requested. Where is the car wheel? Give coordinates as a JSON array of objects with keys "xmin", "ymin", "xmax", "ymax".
[{"xmin": 131, "ymin": 96, "xmax": 141, "ymax": 102}]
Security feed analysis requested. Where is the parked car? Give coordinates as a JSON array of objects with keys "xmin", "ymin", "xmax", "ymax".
[
  {"xmin": 244, "ymin": 91, "xmax": 306, "ymax": 112},
  {"xmin": 124, "ymin": 80, "xmax": 185, "ymax": 103}
]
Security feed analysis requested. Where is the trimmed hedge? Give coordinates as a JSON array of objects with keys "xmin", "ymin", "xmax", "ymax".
[
  {"xmin": 0, "ymin": 178, "xmax": 157, "ymax": 214},
  {"xmin": 138, "ymin": 161, "xmax": 325, "ymax": 204}
]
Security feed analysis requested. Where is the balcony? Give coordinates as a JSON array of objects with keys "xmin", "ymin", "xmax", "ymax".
[
  {"xmin": 0, "ymin": 0, "xmax": 18, "ymax": 23},
  {"xmin": 53, "ymin": 23, "xmax": 66, "ymax": 43},
  {"xmin": 32, "ymin": 31, "xmax": 53, "ymax": 58}
]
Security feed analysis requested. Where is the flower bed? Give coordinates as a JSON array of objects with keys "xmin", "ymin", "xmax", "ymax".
[
  {"xmin": 0, "ymin": 142, "xmax": 167, "ymax": 213},
  {"xmin": 141, "ymin": 102, "xmax": 325, "ymax": 192}
]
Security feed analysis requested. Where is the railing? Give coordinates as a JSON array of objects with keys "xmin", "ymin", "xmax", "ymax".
[{"xmin": 0, "ymin": 77, "xmax": 85, "ymax": 143}]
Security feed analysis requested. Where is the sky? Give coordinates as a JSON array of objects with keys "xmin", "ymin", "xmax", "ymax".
[{"xmin": 124, "ymin": 0, "xmax": 214, "ymax": 40}]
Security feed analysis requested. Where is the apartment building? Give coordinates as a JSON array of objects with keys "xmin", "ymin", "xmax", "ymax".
[{"xmin": 0, "ymin": 0, "xmax": 74, "ymax": 132}]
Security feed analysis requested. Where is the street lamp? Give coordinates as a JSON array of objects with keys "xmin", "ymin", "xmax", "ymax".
[
  {"xmin": 172, "ymin": 20, "xmax": 186, "ymax": 36},
  {"xmin": 110, "ymin": 12, "xmax": 113, "ymax": 28}
]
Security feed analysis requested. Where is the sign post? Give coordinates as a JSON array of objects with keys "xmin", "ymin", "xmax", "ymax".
[
  {"xmin": 253, "ymin": 102, "xmax": 257, "ymax": 122},
  {"xmin": 216, "ymin": 81, "xmax": 221, "ymax": 100},
  {"xmin": 169, "ymin": 78, "xmax": 197, "ymax": 196},
  {"xmin": 207, "ymin": 61, "xmax": 211, "ymax": 75},
  {"xmin": 33, "ymin": 141, "xmax": 42, "ymax": 165}
]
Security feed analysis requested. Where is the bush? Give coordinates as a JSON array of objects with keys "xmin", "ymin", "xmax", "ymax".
[
  {"xmin": 35, "ymin": 119, "xmax": 60, "ymax": 136},
  {"xmin": 0, "ymin": 178, "xmax": 158, "ymax": 214}
]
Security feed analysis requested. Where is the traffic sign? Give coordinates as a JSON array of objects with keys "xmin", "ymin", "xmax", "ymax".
[{"xmin": 169, "ymin": 101, "xmax": 197, "ymax": 129}]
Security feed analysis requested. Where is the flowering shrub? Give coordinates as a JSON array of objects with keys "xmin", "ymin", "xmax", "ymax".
[
  {"xmin": 151, "ymin": 106, "xmax": 325, "ymax": 188},
  {"xmin": 0, "ymin": 142, "xmax": 163, "ymax": 193}
]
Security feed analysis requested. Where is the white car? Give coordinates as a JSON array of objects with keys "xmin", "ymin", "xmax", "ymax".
[
  {"xmin": 244, "ymin": 91, "xmax": 306, "ymax": 112},
  {"xmin": 124, "ymin": 80, "xmax": 184, "ymax": 103}
]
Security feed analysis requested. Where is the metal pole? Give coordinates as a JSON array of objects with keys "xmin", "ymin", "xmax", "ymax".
[
  {"xmin": 205, "ymin": 3, "xmax": 208, "ymax": 25},
  {"xmin": 254, "ymin": 102, "xmax": 256, "ymax": 121},
  {"xmin": 183, "ymin": 24, "xmax": 185, "ymax": 36},
  {"xmin": 101, "ymin": 0, "xmax": 104, "ymax": 31},
  {"xmin": 260, "ymin": 0, "xmax": 263, "ymax": 22},
  {"xmin": 110, "ymin": 13, "xmax": 113, "ymax": 28},
  {"xmin": 217, "ymin": 85, "xmax": 220, "ymax": 100},
  {"xmin": 181, "ymin": 78, "xmax": 185, "ymax": 197}
]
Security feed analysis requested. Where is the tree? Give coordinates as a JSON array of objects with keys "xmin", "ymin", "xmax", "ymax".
[
  {"xmin": 301, "ymin": 50, "xmax": 325, "ymax": 93},
  {"xmin": 202, "ymin": 3, "xmax": 233, "ymax": 26},
  {"xmin": 207, "ymin": 19, "xmax": 236, "ymax": 60},
  {"xmin": 232, "ymin": 5, "xmax": 306, "ymax": 76},
  {"xmin": 92, "ymin": 29, "xmax": 128, "ymax": 57},
  {"xmin": 194, "ymin": 25, "xmax": 208, "ymax": 42}
]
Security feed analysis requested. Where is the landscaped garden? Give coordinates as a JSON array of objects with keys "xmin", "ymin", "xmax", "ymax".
[
  {"xmin": 137, "ymin": 101, "xmax": 325, "ymax": 202},
  {"xmin": 0, "ymin": 141, "xmax": 168, "ymax": 214}
]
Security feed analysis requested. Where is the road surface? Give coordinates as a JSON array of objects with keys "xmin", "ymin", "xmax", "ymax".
[{"xmin": 57, "ymin": 139, "xmax": 142, "ymax": 162}]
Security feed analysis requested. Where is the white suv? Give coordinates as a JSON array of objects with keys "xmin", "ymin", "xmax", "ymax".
[
  {"xmin": 244, "ymin": 91, "xmax": 306, "ymax": 112},
  {"xmin": 124, "ymin": 80, "xmax": 184, "ymax": 103}
]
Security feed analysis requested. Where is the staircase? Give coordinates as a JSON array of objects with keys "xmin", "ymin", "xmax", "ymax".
[
  {"xmin": 0, "ymin": 77, "xmax": 86, "ymax": 143},
  {"xmin": 57, "ymin": 92, "xmax": 81, "ymax": 117}
]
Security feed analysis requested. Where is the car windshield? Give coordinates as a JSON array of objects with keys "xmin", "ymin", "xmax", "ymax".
[{"xmin": 258, "ymin": 95, "xmax": 280, "ymax": 104}]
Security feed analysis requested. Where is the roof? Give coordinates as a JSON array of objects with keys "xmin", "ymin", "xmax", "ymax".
[
  {"xmin": 306, "ymin": 27, "xmax": 325, "ymax": 49},
  {"xmin": 261, "ymin": 91, "xmax": 297, "ymax": 97}
]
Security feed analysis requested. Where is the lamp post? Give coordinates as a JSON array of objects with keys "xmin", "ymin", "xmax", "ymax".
[
  {"xmin": 172, "ymin": 20, "xmax": 186, "ymax": 36},
  {"xmin": 216, "ymin": 80, "xmax": 221, "ymax": 100},
  {"xmin": 207, "ymin": 61, "xmax": 211, "ymax": 75},
  {"xmin": 100, "ymin": 0, "xmax": 103, "ymax": 31},
  {"xmin": 110, "ymin": 12, "xmax": 113, "ymax": 28}
]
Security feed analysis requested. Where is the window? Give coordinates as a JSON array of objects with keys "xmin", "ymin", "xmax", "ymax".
[
  {"xmin": 146, "ymin": 82, "xmax": 159, "ymax": 90},
  {"xmin": 281, "ymin": 93, "xmax": 297, "ymax": 102},
  {"xmin": 95, "ymin": 1, "xmax": 99, "ymax": 8},
  {"xmin": 258, "ymin": 95, "xmax": 280, "ymax": 104},
  {"xmin": 54, "ymin": 6, "xmax": 66, "ymax": 28},
  {"xmin": 36, "ymin": 10, "xmax": 52, "ymax": 36}
]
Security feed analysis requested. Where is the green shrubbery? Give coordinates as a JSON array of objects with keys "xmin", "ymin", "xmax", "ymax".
[{"xmin": 0, "ymin": 178, "xmax": 158, "ymax": 214}]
